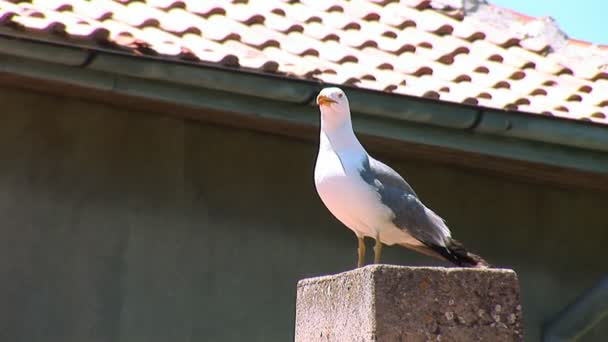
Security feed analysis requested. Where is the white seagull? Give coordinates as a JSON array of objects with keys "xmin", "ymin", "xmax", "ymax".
[{"xmin": 314, "ymin": 87, "xmax": 489, "ymax": 268}]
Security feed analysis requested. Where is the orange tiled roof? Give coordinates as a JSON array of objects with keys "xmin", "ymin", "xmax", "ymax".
[{"xmin": 1, "ymin": 0, "xmax": 607, "ymax": 124}]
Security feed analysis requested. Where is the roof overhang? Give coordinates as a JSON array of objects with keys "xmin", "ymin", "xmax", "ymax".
[{"xmin": 1, "ymin": 34, "xmax": 607, "ymax": 190}]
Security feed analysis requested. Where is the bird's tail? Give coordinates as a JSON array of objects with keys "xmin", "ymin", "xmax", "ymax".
[{"xmin": 426, "ymin": 238, "xmax": 490, "ymax": 268}]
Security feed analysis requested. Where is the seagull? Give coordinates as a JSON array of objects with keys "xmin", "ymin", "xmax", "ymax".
[{"xmin": 314, "ymin": 87, "xmax": 489, "ymax": 268}]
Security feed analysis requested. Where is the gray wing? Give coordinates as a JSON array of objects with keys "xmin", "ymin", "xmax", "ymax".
[
  {"xmin": 363, "ymin": 157, "xmax": 417, "ymax": 197},
  {"xmin": 360, "ymin": 156, "xmax": 451, "ymax": 246}
]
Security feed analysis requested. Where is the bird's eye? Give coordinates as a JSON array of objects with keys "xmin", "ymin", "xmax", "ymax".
[{"xmin": 338, "ymin": 93, "xmax": 344, "ymax": 98}]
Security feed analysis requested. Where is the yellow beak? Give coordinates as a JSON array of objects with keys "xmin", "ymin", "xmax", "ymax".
[{"xmin": 316, "ymin": 95, "xmax": 337, "ymax": 106}]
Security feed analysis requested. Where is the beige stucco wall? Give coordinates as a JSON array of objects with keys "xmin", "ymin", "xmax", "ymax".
[{"xmin": 0, "ymin": 87, "xmax": 606, "ymax": 341}]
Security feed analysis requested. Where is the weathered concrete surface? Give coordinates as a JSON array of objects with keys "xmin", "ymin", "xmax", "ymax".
[{"xmin": 295, "ymin": 265, "xmax": 523, "ymax": 342}]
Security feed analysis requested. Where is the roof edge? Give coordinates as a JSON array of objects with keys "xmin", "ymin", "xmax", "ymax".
[{"xmin": 0, "ymin": 36, "xmax": 607, "ymax": 179}]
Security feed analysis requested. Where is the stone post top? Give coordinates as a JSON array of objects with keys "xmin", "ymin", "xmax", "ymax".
[
  {"xmin": 298, "ymin": 264, "xmax": 518, "ymax": 288},
  {"xmin": 295, "ymin": 265, "xmax": 523, "ymax": 342}
]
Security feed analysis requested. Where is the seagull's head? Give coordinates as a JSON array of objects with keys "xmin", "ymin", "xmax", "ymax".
[
  {"xmin": 316, "ymin": 87, "xmax": 351, "ymax": 128},
  {"xmin": 316, "ymin": 87, "xmax": 349, "ymax": 110}
]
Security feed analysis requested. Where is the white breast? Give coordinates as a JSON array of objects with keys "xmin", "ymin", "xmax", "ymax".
[{"xmin": 314, "ymin": 148, "xmax": 393, "ymax": 239}]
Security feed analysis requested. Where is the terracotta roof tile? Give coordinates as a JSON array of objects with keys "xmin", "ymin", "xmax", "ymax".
[
  {"xmin": 184, "ymin": 2, "xmax": 225, "ymax": 17},
  {"xmin": 1, "ymin": 0, "xmax": 608, "ymax": 124},
  {"xmin": 147, "ymin": 0, "xmax": 186, "ymax": 10},
  {"xmin": 452, "ymin": 21, "xmax": 485, "ymax": 42},
  {"xmin": 264, "ymin": 12, "xmax": 304, "ymax": 33}
]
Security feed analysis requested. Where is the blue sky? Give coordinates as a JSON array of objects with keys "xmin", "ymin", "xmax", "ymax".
[{"xmin": 489, "ymin": 0, "xmax": 608, "ymax": 45}]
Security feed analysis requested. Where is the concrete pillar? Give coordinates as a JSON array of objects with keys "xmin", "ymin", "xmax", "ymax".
[{"xmin": 295, "ymin": 265, "xmax": 523, "ymax": 342}]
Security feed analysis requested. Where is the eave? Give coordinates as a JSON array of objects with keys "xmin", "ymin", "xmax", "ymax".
[{"xmin": 1, "ymin": 35, "xmax": 607, "ymax": 190}]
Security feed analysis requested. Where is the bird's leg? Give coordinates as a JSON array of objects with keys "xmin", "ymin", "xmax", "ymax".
[
  {"xmin": 373, "ymin": 238, "xmax": 383, "ymax": 264},
  {"xmin": 357, "ymin": 237, "xmax": 366, "ymax": 268}
]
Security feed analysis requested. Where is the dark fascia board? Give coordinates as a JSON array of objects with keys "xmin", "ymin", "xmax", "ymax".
[
  {"xmin": 0, "ymin": 35, "xmax": 607, "ymax": 177},
  {"xmin": 89, "ymin": 54, "xmax": 481, "ymax": 130},
  {"xmin": 477, "ymin": 108, "xmax": 608, "ymax": 153}
]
